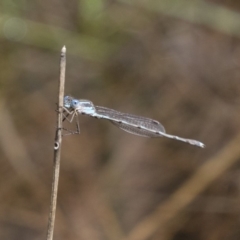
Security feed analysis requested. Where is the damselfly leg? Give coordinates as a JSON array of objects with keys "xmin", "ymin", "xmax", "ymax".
[{"xmin": 62, "ymin": 107, "xmax": 80, "ymax": 135}]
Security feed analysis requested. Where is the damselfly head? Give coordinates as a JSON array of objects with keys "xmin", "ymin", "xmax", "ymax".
[
  {"xmin": 64, "ymin": 96, "xmax": 96, "ymax": 114},
  {"xmin": 64, "ymin": 96, "xmax": 74, "ymax": 109},
  {"xmin": 64, "ymin": 96, "xmax": 81, "ymax": 109}
]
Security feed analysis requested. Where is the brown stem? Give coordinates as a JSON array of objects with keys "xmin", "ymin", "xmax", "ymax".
[{"xmin": 46, "ymin": 46, "xmax": 66, "ymax": 240}]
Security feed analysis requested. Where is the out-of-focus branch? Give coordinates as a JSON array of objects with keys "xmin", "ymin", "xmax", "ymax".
[
  {"xmin": 0, "ymin": 99, "xmax": 46, "ymax": 195},
  {"xmin": 0, "ymin": 15, "xmax": 115, "ymax": 60},
  {"xmin": 126, "ymin": 133, "xmax": 240, "ymax": 240},
  {"xmin": 120, "ymin": 0, "xmax": 240, "ymax": 38}
]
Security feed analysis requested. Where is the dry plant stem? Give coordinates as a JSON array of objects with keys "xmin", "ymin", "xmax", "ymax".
[{"xmin": 46, "ymin": 46, "xmax": 66, "ymax": 240}]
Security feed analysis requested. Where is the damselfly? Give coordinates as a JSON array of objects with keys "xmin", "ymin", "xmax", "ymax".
[{"xmin": 63, "ymin": 96, "xmax": 205, "ymax": 148}]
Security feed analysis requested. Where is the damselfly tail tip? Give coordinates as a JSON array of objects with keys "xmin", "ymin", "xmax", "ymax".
[
  {"xmin": 199, "ymin": 142, "xmax": 205, "ymax": 148},
  {"xmin": 192, "ymin": 141, "xmax": 205, "ymax": 148}
]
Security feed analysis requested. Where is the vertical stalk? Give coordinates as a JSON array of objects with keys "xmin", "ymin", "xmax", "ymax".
[{"xmin": 46, "ymin": 46, "xmax": 66, "ymax": 240}]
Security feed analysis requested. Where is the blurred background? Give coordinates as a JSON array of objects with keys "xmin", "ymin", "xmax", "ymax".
[{"xmin": 1, "ymin": 0, "xmax": 240, "ymax": 239}]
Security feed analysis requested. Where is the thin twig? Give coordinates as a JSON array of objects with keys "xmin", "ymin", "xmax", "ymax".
[{"xmin": 46, "ymin": 46, "xmax": 66, "ymax": 240}]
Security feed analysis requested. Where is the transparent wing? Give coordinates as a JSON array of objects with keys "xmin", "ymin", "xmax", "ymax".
[
  {"xmin": 94, "ymin": 106, "xmax": 166, "ymax": 137},
  {"xmin": 94, "ymin": 106, "xmax": 205, "ymax": 148}
]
